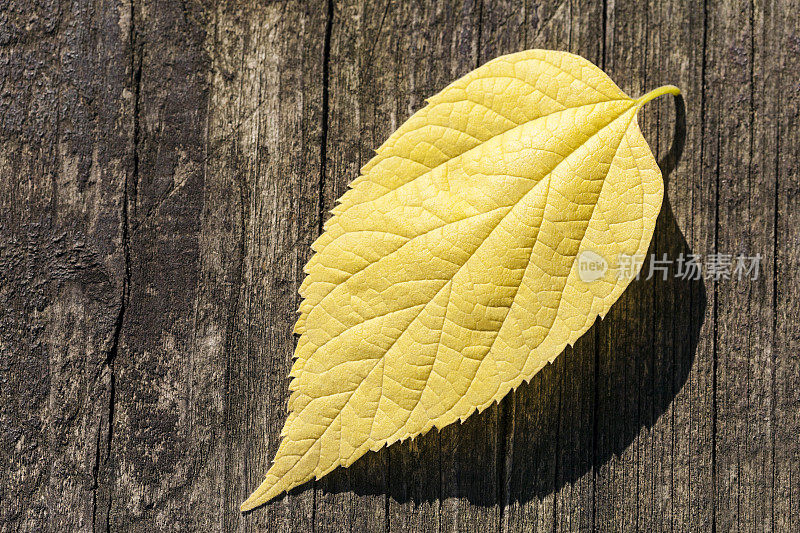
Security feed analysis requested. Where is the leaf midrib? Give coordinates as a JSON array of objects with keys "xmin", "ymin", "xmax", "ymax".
[
  {"xmin": 306, "ymin": 100, "xmax": 636, "ymax": 334},
  {"xmin": 298, "ymin": 106, "xmax": 640, "ymax": 449},
  {"xmin": 343, "ymin": 98, "xmax": 630, "ymax": 213}
]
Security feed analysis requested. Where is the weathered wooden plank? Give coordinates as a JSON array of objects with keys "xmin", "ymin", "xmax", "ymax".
[
  {"xmin": 647, "ymin": 0, "xmax": 715, "ymax": 530},
  {"xmin": 480, "ymin": 2, "xmax": 604, "ymax": 532},
  {"xmin": 547, "ymin": 3, "xmax": 604, "ymax": 532},
  {"xmin": 591, "ymin": 2, "xmax": 714, "ymax": 532},
  {"xmin": 595, "ymin": 3, "xmax": 658, "ymax": 530},
  {"xmin": 314, "ymin": 1, "xmax": 491, "ymax": 532},
  {"xmin": 0, "ymin": 0, "xmax": 131, "ymax": 530},
  {"xmin": 99, "ymin": 1, "xmax": 326, "ymax": 532},
  {"xmin": 311, "ymin": 2, "xmax": 391, "ymax": 531},
  {"xmin": 758, "ymin": 0, "xmax": 800, "ymax": 529},
  {"xmin": 772, "ymin": 11, "xmax": 800, "ymax": 525},
  {"xmin": 104, "ymin": 0, "xmax": 213, "ymax": 530},
  {"xmin": 705, "ymin": 0, "xmax": 778, "ymax": 530},
  {"xmin": 204, "ymin": 2, "xmax": 327, "ymax": 532},
  {"xmin": 406, "ymin": 2, "xmax": 500, "ymax": 532},
  {"xmin": 357, "ymin": 0, "xmax": 452, "ymax": 521}
]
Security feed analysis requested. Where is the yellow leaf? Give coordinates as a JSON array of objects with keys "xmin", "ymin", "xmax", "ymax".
[{"xmin": 242, "ymin": 49, "xmax": 679, "ymax": 511}]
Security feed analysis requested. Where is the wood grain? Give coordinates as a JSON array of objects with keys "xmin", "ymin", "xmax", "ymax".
[{"xmin": 1, "ymin": 0, "xmax": 797, "ymax": 531}]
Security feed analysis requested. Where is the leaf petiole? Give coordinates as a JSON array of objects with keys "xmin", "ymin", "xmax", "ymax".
[{"xmin": 636, "ymin": 85, "xmax": 682, "ymax": 107}]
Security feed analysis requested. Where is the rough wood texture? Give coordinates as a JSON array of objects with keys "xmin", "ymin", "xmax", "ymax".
[{"xmin": 1, "ymin": 0, "xmax": 798, "ymax": 531}]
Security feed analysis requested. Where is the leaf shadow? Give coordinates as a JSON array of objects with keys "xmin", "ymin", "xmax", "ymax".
[{"xmin": 309, "ymin": 94, "xmax": 705, "ymax": 510}]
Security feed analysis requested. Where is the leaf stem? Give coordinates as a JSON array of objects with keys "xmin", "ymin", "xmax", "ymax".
[{"xmin": 636, "ymin": 85, "xmax": 682, "ymax": 106}]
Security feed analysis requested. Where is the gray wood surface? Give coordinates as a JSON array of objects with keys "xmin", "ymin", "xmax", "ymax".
[{"xmin": 1, "ymin": 0, "xmax": 798, "ymax": 531}]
